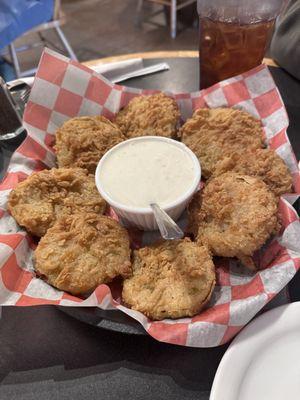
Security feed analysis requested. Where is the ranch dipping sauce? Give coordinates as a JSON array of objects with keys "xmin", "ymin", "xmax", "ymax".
[{"xmin": 97, "ymin": 137, "xmax": 199, "ymax": 210}]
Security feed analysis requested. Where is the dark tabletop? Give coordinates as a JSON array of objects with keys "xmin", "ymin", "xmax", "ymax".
[{"xmin": 1, "ymin": 58, "xmax": 300, "ymax": 400}]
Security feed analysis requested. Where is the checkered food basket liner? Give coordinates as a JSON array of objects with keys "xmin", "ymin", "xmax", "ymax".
[{"xmin": 0, "ymin": 48, "xmax": 299, "ymax": 347}]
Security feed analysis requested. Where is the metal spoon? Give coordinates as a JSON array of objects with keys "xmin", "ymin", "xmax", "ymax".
[{"xmin": 150, "ymin": 203, "xmax": 184, "ymax": 240}]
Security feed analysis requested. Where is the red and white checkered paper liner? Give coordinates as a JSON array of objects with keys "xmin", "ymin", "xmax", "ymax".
[{"xmin": 0, "ymin": 48, "xmax": 299, "ymax": 347}]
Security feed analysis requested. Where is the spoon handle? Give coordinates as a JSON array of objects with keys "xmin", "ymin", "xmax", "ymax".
[{"xmin": 150, "ymin": 203, "xmax": 184, "ymax": 240}]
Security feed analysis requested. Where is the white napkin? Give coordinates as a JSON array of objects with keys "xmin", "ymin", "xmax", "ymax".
[
  {"xmin": 91, "ymin": 58, "xmax": 169, "ymax": 83},
  {"xmin": 8, "ymin": 58, "xmax": 170, "ymax": 87}
]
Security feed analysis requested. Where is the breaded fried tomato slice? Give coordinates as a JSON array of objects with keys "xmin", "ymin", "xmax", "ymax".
[
  {"xmin": 34, "ymin": 213, "xmax": 131, "ymax": 295},
  {"xmin": 212, "ymin": 148, "xmax": 293, "ymax": 197},
  {"xmin": 8, "ymin": 168, "xmax": 106, "ymax": 237},
  {"xmin": 194, "ymin": 172, "xmax": 279, "ymax": 270},
  {"xmin": 55, "ymin": 116, "xmax": 125, "ymax": 173},
  {"xmin": 122, "ymin": 238, "xmax": 215, "ymax": 320},
  {"xmin": 114, "ymin": 93, "xmax": 180, "ymax": 139},
  {"xmin": 180, "ymin": 108, "xmax": 265, "ymax": 178},
  {"xmin": 187, "ymin": 190, "xmax": 202, "ymax": 238}
]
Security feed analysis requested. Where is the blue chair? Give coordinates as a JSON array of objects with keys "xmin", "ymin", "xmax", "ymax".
[{"xmin": 0, "ymin": 0, "xmax": 77, "ymax": 78}]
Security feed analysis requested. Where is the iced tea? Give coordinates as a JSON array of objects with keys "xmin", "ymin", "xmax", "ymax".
[{"xmin": 199, "ymin": 18, "xmax": 275, "ymax": 89}]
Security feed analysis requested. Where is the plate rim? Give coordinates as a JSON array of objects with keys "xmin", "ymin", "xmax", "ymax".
[{"xmin": 210, "ymin": 301, "xmax": 300, "ymax": 400}]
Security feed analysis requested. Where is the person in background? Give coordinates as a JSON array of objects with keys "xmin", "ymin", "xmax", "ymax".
[{"xmin": 271, "ymin": 0, "xmax": 300, "ymax": 80}]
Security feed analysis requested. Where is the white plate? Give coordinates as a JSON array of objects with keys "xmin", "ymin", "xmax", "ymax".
[{"xmin": 210, "ymin": 302, "xmax": 300, "ymax": 400}]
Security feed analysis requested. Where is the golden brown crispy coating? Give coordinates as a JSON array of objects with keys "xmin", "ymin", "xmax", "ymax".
[
  {"xmin": 180, "ymin": 108, "xmax": 265, "ymax": 178},
  {"xmin": 187, "ymin": 190, "xmax": 202, "ymax": 238},
  {"xmin": 8, "ymin": 168, "xmax": 106, "ymax": 237},
  {"xmin": 114, "ymin": 93, "xmax": 180, "ymax": 139},
  {"xmin": 55, "ymin": 116, "xmax": 125, "ymax": 173},
  {"xmin": 212, "ymin": 148, "xmax": 293, "ymax": 197},
  {"xmin": 192, "ymin": 172, "xmax": 279, "ymax": 270},
  {"xmin": 34, "ymin": 213, "xmax": 131, "ymax": 296},
  {"xmin": 122, "ymin": 239, "xmax": 215, "ymax": 320}
]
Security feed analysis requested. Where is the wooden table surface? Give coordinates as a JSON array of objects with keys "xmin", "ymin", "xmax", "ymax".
[{"xmin": 84, "ymin": 50, "xmax": 278, "ymax": 67}]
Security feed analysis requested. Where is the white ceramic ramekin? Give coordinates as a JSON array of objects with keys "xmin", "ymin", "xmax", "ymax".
[{"xmin": 95, "ymin": 136, "xmax": 201, "ymax": 231}]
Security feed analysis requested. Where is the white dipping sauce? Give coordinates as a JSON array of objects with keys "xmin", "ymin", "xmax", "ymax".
[{"xmin": 98, "ymin": 138, "xmax": 197, "ymax": 208}]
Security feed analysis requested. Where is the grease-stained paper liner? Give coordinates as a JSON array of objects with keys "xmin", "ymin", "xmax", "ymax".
[{"xmin": 0, "ymin": 48, "xmax": 299, "ymax": 347}]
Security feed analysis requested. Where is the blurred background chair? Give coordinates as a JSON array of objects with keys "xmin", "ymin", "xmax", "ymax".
[
  {"xmin": 136, "ymin": 0, "xmax": 197, "ymax": 38},
  {"xmin": 0, "ymin": 0, "xmax": 76, "ymax": 78}
]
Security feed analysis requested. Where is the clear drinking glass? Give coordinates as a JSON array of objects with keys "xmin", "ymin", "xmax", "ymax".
[{"xmin": 198, "ymin": 0, "xmax": 286, "ymax": 89}]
